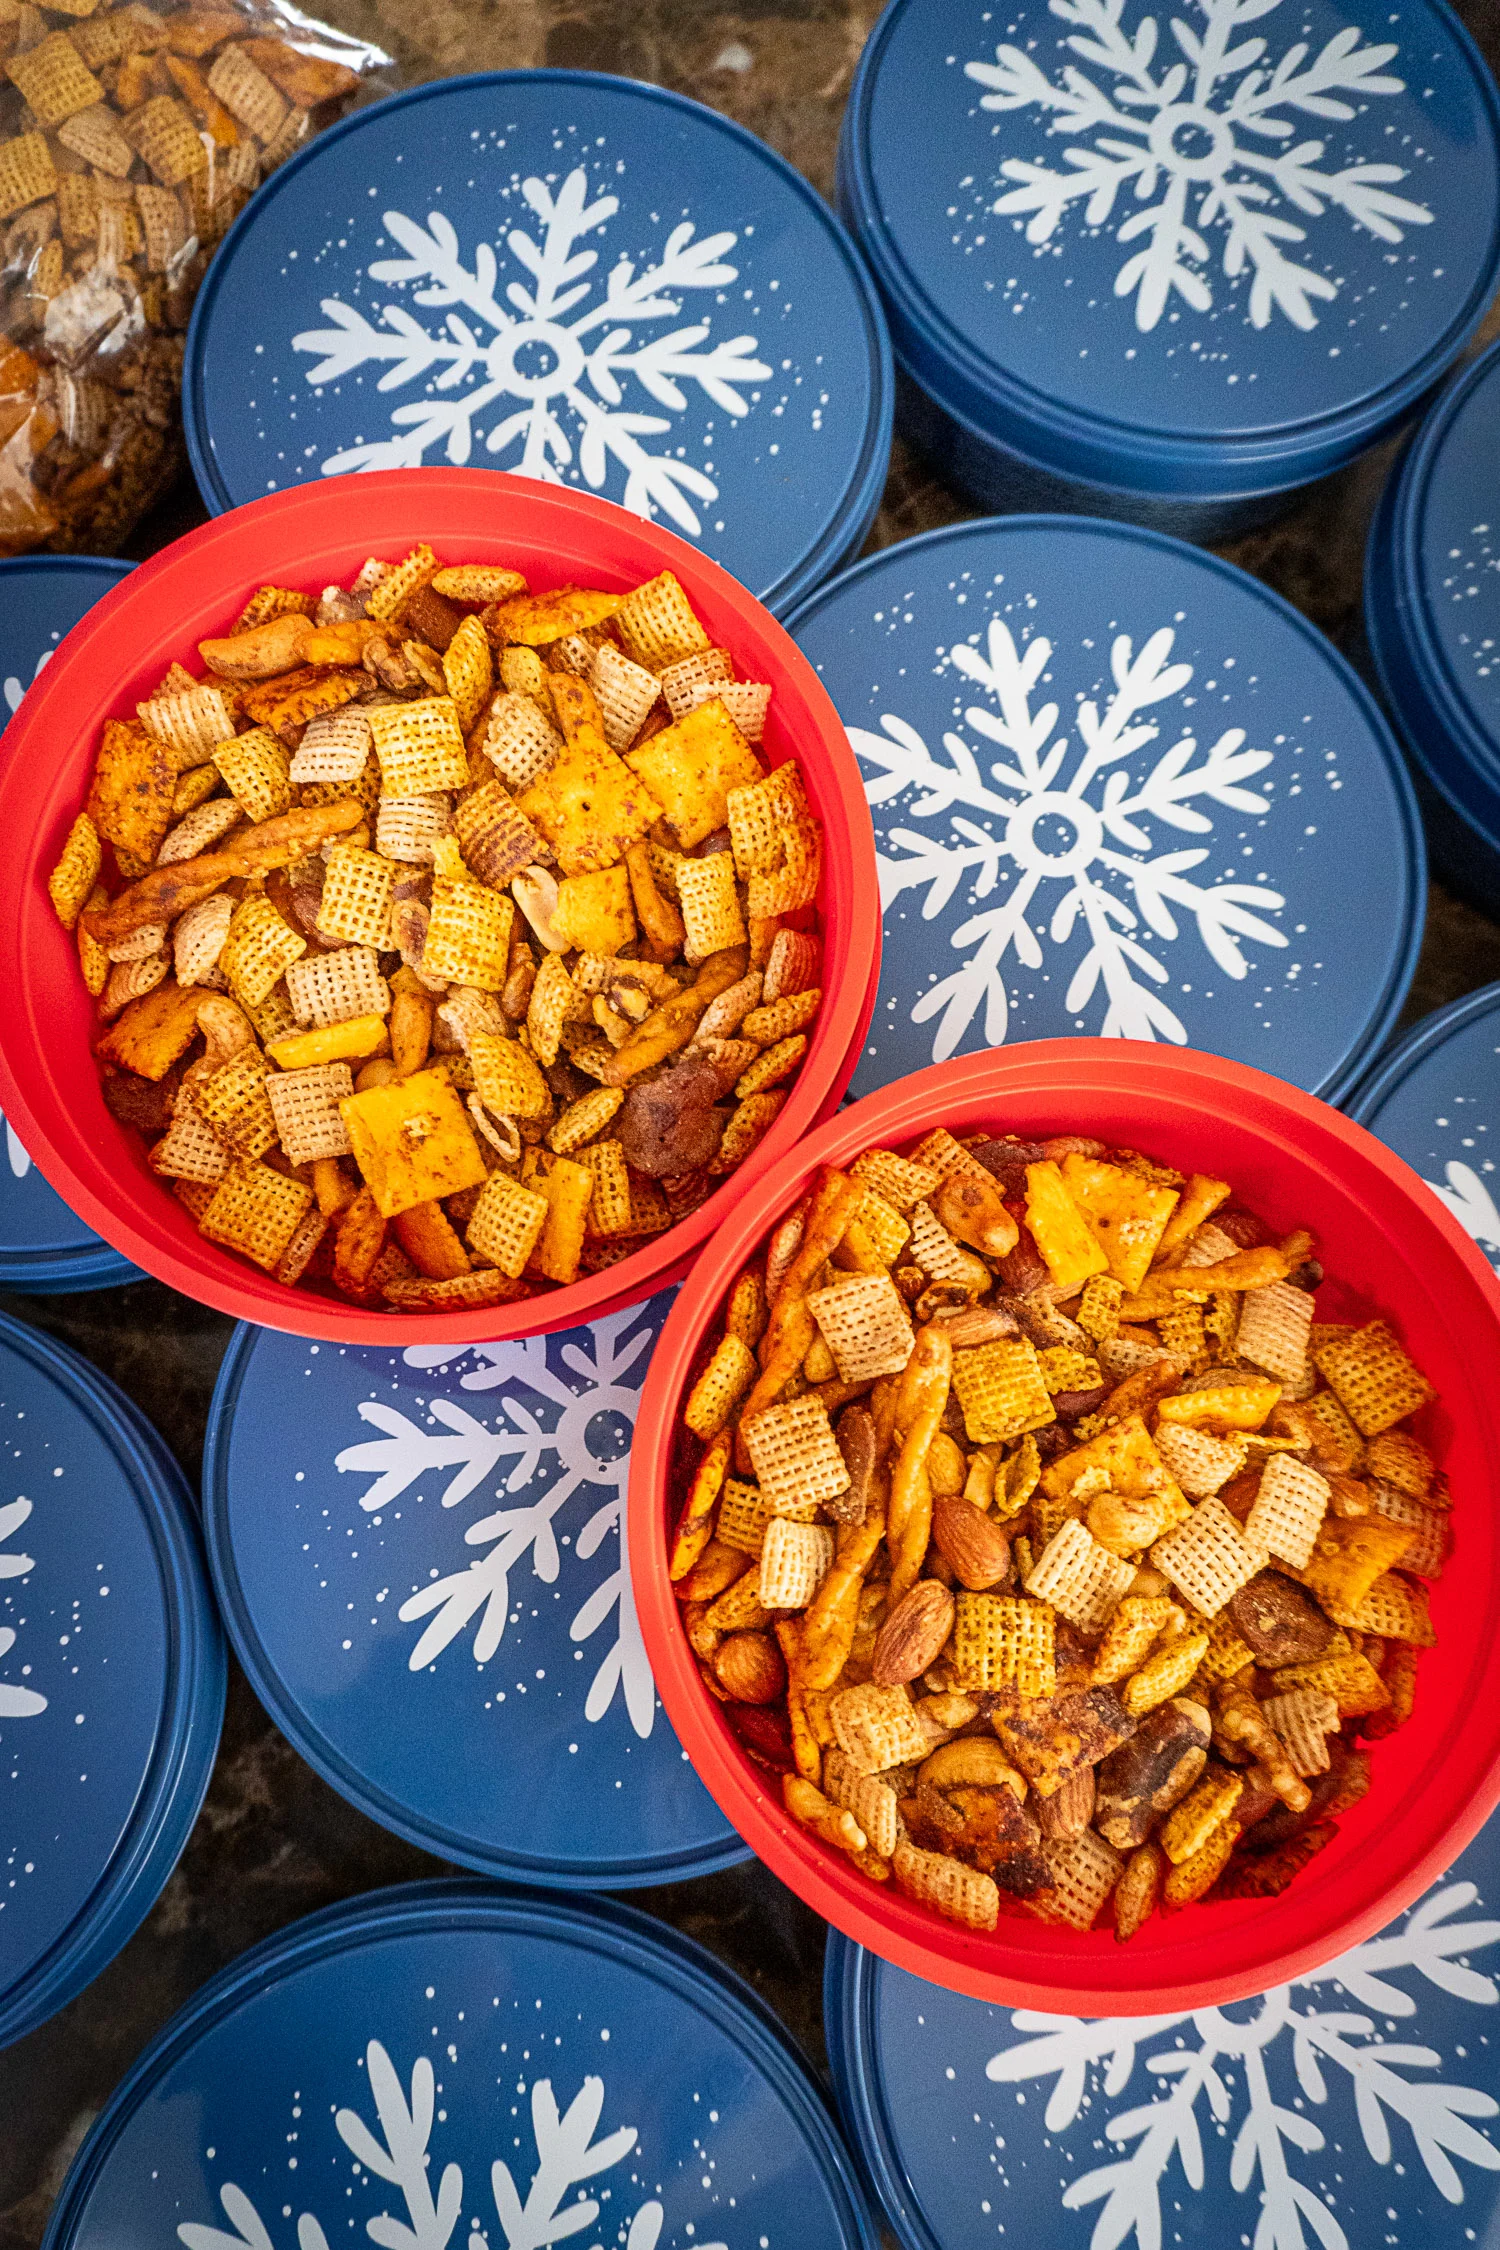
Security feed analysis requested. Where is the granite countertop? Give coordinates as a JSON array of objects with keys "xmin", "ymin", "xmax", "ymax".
[{"xmin": 5, "ymin": 1, "xmax": 1500, "ymax": 2240}]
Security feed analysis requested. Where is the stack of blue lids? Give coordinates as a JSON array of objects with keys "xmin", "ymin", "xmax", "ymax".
[
  {"xmin": 203, "ymin": 1292, "xmax": 746, "ymax": 1888},
  {"xmin": 789, "ymin": 514, "xmax": 1424, "ymax": 1101},
  {"xmin": 0, "ymin": 1311, "xmax": 222, "ymax": 2047},
  {"xmin": 183, "ymin": 69, "xmax": 894, "ymax": 616},
  {"xmin": 46, "ymin": 1883, "xmax": 880, "ymax": 2249},
  {"xmin": 825, "ymin": 1802, "xmax": 1500, "ymax": 2249},
  {"xmin": 0, "ymin": 559, "xmax": 138, "ymax": 1293},
  {"xmin": 839, "ymin": 0, "xmax": 1500, "ymax": 535},
  {"xmin": 1366, "ymin": 337, "xmax": 1500, "ymax": 912}
]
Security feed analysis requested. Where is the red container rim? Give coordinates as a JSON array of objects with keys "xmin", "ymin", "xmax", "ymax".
[
  {"xmin": 629, "ymin": 1041, "xmax": 1500, "ymax": 2014},
  {"xmin": 0, "ymin": 470, "xmax": 879, "ymax": 1343}
]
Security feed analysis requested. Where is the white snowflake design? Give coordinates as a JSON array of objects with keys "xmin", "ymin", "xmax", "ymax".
[
  {"xmin": 177, "ymin": 2039, "xmax": 725, "ymax": 2250},
  {"xmin": 4, "ymin": 644, "xmax": 52, "ymax": 725},
  {"xmin": 0, "ymin": 1495, "xmax": 46, "ymax": 1720},
  {"xmin": 850, "ymin": 611, "xmax": 1288, "ymax": 1057},
  {"xmin": 0, "ymin": 1109, "xmax": 31, "ymax": 1181},
  {"xmin": 1424, "ymin": 1158, "xmax": 1500, "ymax": 1264},
  {"xmin": 964, "ymin": 0, "xmax": 1432, "ymax": 333},
  {"xmin": 292, "ymin": 166, "xmax": 772, "ymax": 535},
  {"xmin": 986, "ymin": 1879, "xmax": 1500, "ymax": 2250},
  {"xmin": 334, "ymin": 1309, "xmax": 659, "ymax": 1738}
]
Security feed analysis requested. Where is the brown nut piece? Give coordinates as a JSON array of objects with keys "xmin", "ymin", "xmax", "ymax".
[
  {"xmin": 1094, "ymin": 1697, "xmax": 1212, "ymax": 1850},
  {"xmin": 871, "ymin": 1580, "xmax": 957, "ymax": 1687},
  {"xmin": 1227, "ymin": 1572, "xmax": 1337, "ymax": 1667},
  {"xmin": 713, "ymin": 1630, "xmax": 786, "ymax": 1704},
  {"xmin": 931, "ymin": 1496, "xmax": 1012, "ymax": 1591},
  {"xmin": 1035, "ymin": 1765, "xmax": 1096, "ymax": 1841}
]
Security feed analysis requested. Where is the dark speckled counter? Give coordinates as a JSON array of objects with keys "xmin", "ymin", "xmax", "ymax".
[{"xmin": 5, "ymin": 2, "xmax": 1500, "ymax": 2243}]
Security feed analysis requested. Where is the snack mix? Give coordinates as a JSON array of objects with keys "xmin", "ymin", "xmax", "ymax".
[
  {"xmin": 48, "ymin": 549, "xmax": 825, "ymax": 1310},
  {"xmin": 0, "ymin": 2, "xmax": 380, "ymax": 554},
  {"xmin": 672, "ymin": 1134, "xmax": 1444, "ymax": 1940}
]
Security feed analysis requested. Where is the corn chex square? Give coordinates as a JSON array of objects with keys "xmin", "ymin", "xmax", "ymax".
[
  {"xmin": 952, "ymin": 1592, "xmax": 1056, "ymax": 1696},
  {"xmin": 1313, "ymin": 1321, "xmax": 1435, "ymax": 1436},
  {"xmin": 423, "ymin": 881, "xmax": 512, "ymax": 990},
  {"xmin": 199, "ymin": 1163, "xmax": 313, "ymax": 1271},
  {"xmin": 264, "ymin": 1064, "xmax": 354, "ymax": 1165},
  {"xmin": 290, "ymin": 709, "xmax": 372, "ymax": 786},
  {"xmin": 757, "ymin": 1519, "xmax": 833, "ymax": 1610},
  {"xmin": 806, "ymin": 1272, "xmax": 914, "ymax": 1384},
  {"xmin": 483, "ymin": 693, "xmax": 563, "ymax": 790},
  {"xmin": 849, "ymin": 1148, "xmax": 942, "ymax": 1212},
  {"xmin": 829, "ymin": 1683, "xmax": 930, "ymax": 1777},
  {"xmin": 906, "ymin": 1201, "xmax": 986, "ymax": 1289},
  {"xmin": 285, "ymin": 946, "xmax": 390, "ymax": 1029},
  {"xmin": 1369, "ymin": 1485, "xmax": 1448, "ymax": 1579},
  {"xmin": 221, "ymin": 896, "xmax": 305, "ymax": 1009},
  {"xmin": 1153, "ymin": 1422, "xmax": 1248, "ymax": 1498},
  {"xmin": 822, "ymin": 1752, "xmax": 901, "ymax": 1860},
  {"xmin": 151, "ymin": 1097, "xmax": 230, "ymax": 1185},
  {"xmin": 378, "ymin": 793, "xmax": 453, "ymax": 867},
  {"xmin": 466, "ymin": 1175, "xmax": 550, "ymax": 1277},
  {"xmin": 676, "ymin": 852, "xmax": 746, "ymax": 961},
  {"xmin": 951, "ymin": 1337, "xmax": 1056, "ymax": 1445},
  {"xmin": 317, "ymin": 845, "xmax": 396, "ymax": 948},
  {"xmin": 1236, "ymin": 1279, "xmax": 1314, "ymax": 1388},
  {"xmin": 1261, "ymin": 1688, "xmax": 1339, "ymax": 1777},
  {"xmin": 893, "ymin": 1843, "xmax": 999, "ymax": 1932},
  {"xmin": 741, "ymin": 1395, "xmax": 850, "ymax": 1516},
  {"xmin": 1243, "ymin": 1453, "xmax": 1330, "ymax": 1569},
  {"xmin": 367, "ymin": 697, "xmax": 470, "ymax": 796},
  {"xmin": 1029, "ymin": 1831, "xmax": 1125, "ymax": 1931},
  {"xmin": 1151, "ymin": 1497, "xmax": 1268, "ymax": 1617},
  {"xmin": 661, "ymin": 648, "xmax": 732, "ymax": 717},
  {"xmin": 194, "ymin": 1050, "xmax": 279, "ymax": 1160},
  {"xmin": 716, "ymin": 1479, "xmax": 769, "ymax": 1555},
  {"xmin": 1025, "ymin": 1518, "xmax": 1135, "ymax": 1634}
]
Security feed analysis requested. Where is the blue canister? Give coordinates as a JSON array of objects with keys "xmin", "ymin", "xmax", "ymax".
[
  {"xmin": 1365, "ymin": 336, "xmax": 1500, "ymax": 911},
  {"xmin": 203, "ymin": 1294, "xmax": 746, "ymax": 1888},
  {"xmin": 787, "ymin": 515, "xmax": 1424, "ymax": 1101},
  {"xmin": 0, "ymin": 1310, "xmax": 223, "ymax": 2048},
  {"xmin": 825, "ymin": 1804, "xmax": 1500, "ymax": 2250},
  {"xmin": 0, "ymin": 558, "xmax": 138, "ymax": 1292},
  {"xmin": 46, "ymin": 1881, "xmax": 880, "ymax": 2250},
  {"xmin": 1349, "ymin": 983, "xmax": 1500, "ymax": 1272},
  {"xmin": 839, "ymin": 0, "xmax": 1500, "ymax": 538},
  {"xmin": 183, "ymin": 70, "xmax": 893, "ymax": 617}
]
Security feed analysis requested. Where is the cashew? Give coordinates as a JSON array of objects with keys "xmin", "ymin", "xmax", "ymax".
[{"xmin": 512, "ymin": 864, "xmax": 569, "ymax": 952}]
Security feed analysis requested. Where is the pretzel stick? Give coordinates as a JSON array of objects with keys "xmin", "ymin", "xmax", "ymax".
[
  {"xmin": 887, "ymin": 1326, "xmax": 953, "ymax": 1606},
  {"xmin": 670, "ymin": 1426, "xmax": 731, "ymax": 1582},
  {"xmin": 84, "ymin": 801, "xmax": 366, "ymax": 942},
  {"xmin": 800, "ymin": 1508, "xmax": 888, "ymax": 1691},
  {"xmin": 735, "ymin": 1168, "xmax": 866, "ymax": 1468}
]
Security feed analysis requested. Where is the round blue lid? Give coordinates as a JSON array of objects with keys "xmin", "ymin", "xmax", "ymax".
[
  {"xmin": 1349, "ymin": 984, "xmax": 1500, "ymax": 1272},
  {"xmin": 839, "ymin": 0, "xmax": 1500, "ymax": 498},
  {"xmin": 0, "ymin": 557, "xmax": 138, "ymax": 1293},
  {"xmin": 1365, "ymin": 336, "xmax": 1500, "ymax": 857},
  {"xmin": 203, "ymin": 1293, "xmax": 746, "ymax": 1888},
  {"xmin": 825, "ymin": 1802, "xmax": 1500, "ymax": 2250},
  {"xmin": 183, "ymin": 69, "xmax": 893, "ymax": 616},
  {"xmin": 786, "ymin": 515, "xmax": 1424, "ymax": 1101},
  {"xmin": 0, "ymin": 1310, "xmax": 223, "ymax": 2049},
  {"xmin": 47, "ymin": 1881, "xmax": 879, "ymax": 2250}
]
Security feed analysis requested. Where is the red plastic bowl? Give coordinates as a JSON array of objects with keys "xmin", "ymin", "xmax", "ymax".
[
  {"xmin": 629, "ymin": 1042, "xmax": 1500, "ymax": 2013},
  {"xmin": 0, "ymin": 470, "xmax": 878, "ymax": 1343}
]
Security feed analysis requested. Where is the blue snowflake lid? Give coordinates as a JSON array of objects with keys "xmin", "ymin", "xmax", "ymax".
[
  {"xmin": 0, "ymin": 558, "xmax": 138, "ymax": 1293},
  {"xmin": 839, "ymin": 0, "xmax": 1500, "ymax": 503},
  {"xmin": 786, "ymin": 515, "xmax": 1424, "ymax": 1100},
  {"xmin": 825, "ymin": 1801, "xmax": 1500, "ymax": 2250},
  {"xmin": 1347, "ymin": 983, "xmax": 1500, "ymax": 1274},
  {"xmin": 0, "ymin": 1309, "xmax": 223, "ymax": 2048},
  {"xmin": 202, "ymin": 1295, "xmax": 746, "ymax": 1888},
  {"xmin": 46, "ymin": 1881, "xmax": 880, "ymax": 2250},
  {"xmin": 1365, "ymin": 336, "xmax": 1500, "ymax": 905},
  {"xmin": 182, "ymin": 70, "xmax": 893, "ymax": 616}
]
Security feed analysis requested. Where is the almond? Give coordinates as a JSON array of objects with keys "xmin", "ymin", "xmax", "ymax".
[
  {"xmin": 871, "ymin": 1579, "xmax": 956, "ymax": 1686},
  {"xmin": 932, "ymin": 1496, "xmax": 1012, "ymax": 1591},
  {"xmin": 1035, "ymin": 1765, "xmax": 1096, "ymax": 1841},
  {"xmin": 712, "ymin": 1629, "xmax": 786, "ymax": 1704}
]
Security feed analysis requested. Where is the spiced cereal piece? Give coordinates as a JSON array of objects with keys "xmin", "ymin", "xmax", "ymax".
[
  {"xmin": 423, "ymin": 878, "xmax": 513, "ymax": 990},
  {"xmin": 157, "ymin": 799, "xmax": 244, "ymax": 865},
  {"xmin": 199, "ymin": 1162, "xmax": 313, "ymax": 1271},
  {"xmin": 215, "ymin": 726, "xmax": 291, "ymax": 824},
  {"xmin": 661, "ymin": 648, "xmax": 733, "ymax": 717},
  {"xmin": 1235, "ymin": 1280, "xmax": 1315, "ymax": 1388},
  {"xmin": 951, "ymin": 1592, "xmax": 1056, "ymax": 1697},
  {"xmin": 1162, "ymin": 1819, "xmax": 1241, "ymax": 1908},
  {"xmin": 192, "ymin": 1048, "xmax": 276, "ymax": 1161},
  {"xmin": 290, "ymin": 709, "xmax": 372, "ymax": 786},
  {"xmin": 1261, "ymin": 1688, "xmax": 1340, "ymax": 1776},
  {"xmin": 892, "ymin": 1841, "xmax": 999, "ymax": 1931},
  {"xmin": 590, "ymin": 642, "xmax": 660, "ymax": 751},
  {"xmin": 1274, "ymin": 1649, "xmax": 1390, "ymax": 1719},
  {"xmin": 1025, "ymin": 1519, "xmax": 1136, "ymax": 1635},
  {"xmin": 8, "ymin": 33, "xmax": 105, "ymax": 126},
  {"xmin": 441, "ymin": 614, "xmax": 494, "ymax": 734},
  {"xmin": 470, "ymin": 1033, "xmax": 549, "ymax": 1121},
  {"xmin": 830, "ymin": 1681, "xmax": 930, "ymax": 1775},
  {"xmin": 1365, "ymin": 1430, "xmax": 1433, "ymax": 1500},
  {"xmin": 466, "ymin": 1174, "xmax": 549, "ymax": 1277},
  {"xmin": 1346, "ymin": 1571, "xmax": 1435, "ymax": 1644},
  {"xmin": 610, "ymin": 571, "xmax": 708, "ymax": 670},
  {"xmin": 1243, "ymin": 1453, "xmax": 1330, "ymax": 1570},
  {"xmin": 950, "ymin": 1338, "xmax": 1055, "ymax": 1446},
  {"xmin": 676, "ymin": 852, "xmax": 746, "ymax": 961},
  {"xmin": 716, "ymin": 1480, "xmax": 769, "ymax": 1557},
  {"xmin": 1122, "ymin": 1630, "xmax": 1209, "ymax": 1716},
  {"xmin": 153, "ymin": 1097, "xmax": 232, "ymax": 1186},
  {"xmin": 1301, "ymin": 1514, "xmax": 1415, "ymax": 1617},
  {"xmin": 1029, "ymin": 1830, "xmax": 1123, "ymax": 1930},
  {"xmin": 48, "ymin": 814, "xmax": 101, "ymax": 927},
  {"xmin": 0, "ymin": 135, "xmax": 57, "ymax": 225},
  {"xmin": 806, "ymin": 1271, "xmax": 915, "ymax": 1384},
  {"xmin": 1152, "ymin": 1498, "xmax": 1269, "ymax": 1617},
  {"xmin": 742, "ymin": 1395, "xmax": 852, "ymax": 1516},
  {"xmin": 218, "ymin": 896, "xmax": 303, "ymax": 1009},
  {"xmin": 1153, "ymin": 1422, "xmax": 1249, "ymax": 1499},
  {"xmin": 482, "ymin": 693, "xmax": 564, "ymax": 791},
  {"xmin": 849, "ymin": 1148, "xmax": 942, "ymax": 1212},
  {"xmin": 577, "ymin": 1141, "xmax": 632, "ymax": 1235},
  {"xmin": 823, "ymin": 1751, "xmax": 901, "ymax": 1860},
  {"xmin": 684, "ymin": 1334, "xmax": 759, "ymax": 1441},
  {"xmin": 1368, "ymin": 1485, "xmax": 1448, "ymax": 1578},
  {"xmin": 264, "ymin": 1064, "xmax": 354, "ymax": 1166},
  {"xmin": 1159, "ymin": 1768, "xmax": 1243, "ymax": 1863},
  {"xmin": 1091, "ymin": 1596, "xmax": 1179, "ymax": 1685},
  {"xmin": 758, "ymin": 1520, "xmax": 835, "ymax": 1610},
  {"xmin": 312, "ymin": 844, "xmax": 394, "ymax": 950},
  {"xmin": 137, "ymin": 684, "xmax": 237, "ymax": 771},
  {"xmin": 285, "ymin": 946, "xmax": 389, "ymax": 1029},
  {"xmin": 1313, "ymin": 1321, "xmax": 1435, "ymax": 1436}
]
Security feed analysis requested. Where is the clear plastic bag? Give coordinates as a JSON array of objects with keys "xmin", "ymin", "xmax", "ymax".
[{"xmin": 0, "ymin": 0, "xmax": 392, "ymax": 555}]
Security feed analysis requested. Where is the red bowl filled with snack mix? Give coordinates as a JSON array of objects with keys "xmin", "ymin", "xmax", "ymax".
[
  {"xmin": 629, "ymin": 1042, "xmax": 1500, "ymax": 2013},
  {"xmin": 0, "ymin": 469, "xmax": 879, "ymax": 1342}
]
